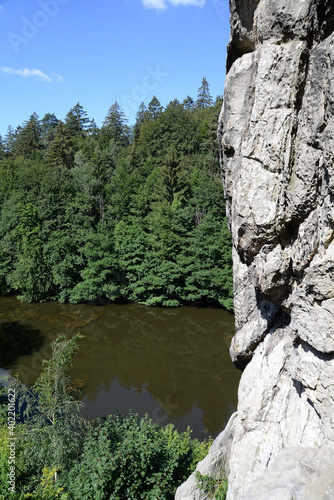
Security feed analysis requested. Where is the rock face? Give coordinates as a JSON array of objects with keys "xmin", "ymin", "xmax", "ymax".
[
  {"xmin": 176, "ymin": 1, "xmax": 334, "ymax": 499},
  {"xmin": 220, "ymin": 0, "xmax": 334, "ymax": 498}
]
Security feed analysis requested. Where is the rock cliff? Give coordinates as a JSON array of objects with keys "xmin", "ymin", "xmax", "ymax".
[{"xmin": 176, "ymin": 1, "xmax": 334, "ymax": 499}]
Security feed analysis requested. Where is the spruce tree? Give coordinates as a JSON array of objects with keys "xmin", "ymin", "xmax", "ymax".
[
  {"xmin": 136, "ymin": 102, "xmax": 149, "ymax": 125},
  {"xmin": 45, "ymin": 121, "xmax": 74, "ymax": 169},
  {"xmin": 147, "ymin": 96, "xmax": 163, "ymax": 120},
  {"xmin": 154, "ymin": 147, "xmax": 188, "ymax": 207},
  {"xmin": 87, "ymin": 118, "xmax": 99, "ymax": 136},
  {"xmin": 0, "ymin": 135, "xmax": 4, "ymax": 160},
  {"xmin": 102, "ymin": 101, "xmax": 129, "ymax": 145},
  {"xmin": 65, "ymin": 102, "xmax": 90, "ymax": 137},
  {"xmin": 183, "ymin": 95, "xmax": 195, "ymax": 111},
  {"xmin": 15, "ymin": 112, "xmax": 42, "ymax": 158},
  {"xmin": 4, "ymin": 125, "xmax": 16, "ymax": 154},
  {"xmin": 41, "ymin": 113, "xmax": 59, "ymax": 148},
  {"xmin": 166, "ymin": 99, "xmax": 181, "ymax": 110},
  {"xmin": 196, "ymin": 77, "xmax": 213, "ymax": 109}
]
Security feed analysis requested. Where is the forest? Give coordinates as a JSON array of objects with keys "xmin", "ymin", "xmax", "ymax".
[
  {"xmin": 0, "ymin": 79, "xmax": 232, "ymax": 499},
  {"xmin": 0, "ymin": 78, "xmax": 233, "ymax": 310}
]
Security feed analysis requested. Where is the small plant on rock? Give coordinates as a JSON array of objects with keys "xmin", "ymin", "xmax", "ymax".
[{"xmin": 195, "ymin": 470, "xmax": 228, "ymax": 499}]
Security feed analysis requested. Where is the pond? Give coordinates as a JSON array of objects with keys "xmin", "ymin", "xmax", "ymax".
[{"xmin": 0, "ymin": 296, "xmax": 240, "ymax": 440}]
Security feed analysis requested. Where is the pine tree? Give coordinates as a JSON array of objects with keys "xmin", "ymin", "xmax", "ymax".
[{"xmin": 196, "ymin": 77, "xmax": 213, "ymax": 109}]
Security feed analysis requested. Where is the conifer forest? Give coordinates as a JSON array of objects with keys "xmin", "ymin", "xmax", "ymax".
[{"xmin": 0, "ymin": 78, "xmax": 233, "ymax": 310}]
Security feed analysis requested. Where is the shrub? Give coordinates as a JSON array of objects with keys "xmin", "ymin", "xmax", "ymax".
[{"xmin": 67, "ymin": 413, "xmax": 210, "ymax": 499}]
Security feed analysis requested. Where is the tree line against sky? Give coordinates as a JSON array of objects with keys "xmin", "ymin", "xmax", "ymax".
[{"xmin": 0, "ymin": 78, "xmax": 233, "ymax": 310}]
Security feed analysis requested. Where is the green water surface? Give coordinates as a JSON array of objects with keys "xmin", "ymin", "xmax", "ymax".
[{"xmin": 0, "ymin": 296, "xmax": 240, "ymax": 439}]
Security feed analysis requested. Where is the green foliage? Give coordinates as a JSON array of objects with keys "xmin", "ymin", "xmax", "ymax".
[
  {"xmin": 8, "ymin": 202, "xmax": 53, "ymax": 302},
  {"xmin": 195, "ymin": 471, "xmax": 228, "ymax": 499},
  {"xmin": 38, "ymin": 466, "xmax": 66, "ymax": 499},
  {"xmin": 67, "ymin": 414, "xmax": 210, "ymax": 499},
  {"xmin": 153, "ymin": 147, "xmax": 189, "ymax": 207},
  {"xmin": 148, "ymin": 95, "xmax": 164, "ymax": 120},
  {"xmin": 3, "ymin": 125, "xmax": 16, "ymax": 155},
  {"xmin": 0, "ymin": 79, "xmax": 233, "ymax": 310},
  {"xmin": 45, "ymin": 121, "xmax": 74, "ymax": 169},
  {"xmin": 195, "ymin": 471, "xmax": 217, "ymax": 493},
  {"xmin": 41, "ymin": 113, "xmax": 59, "ymax": 148},
  {"xmin": 102, "ymin": 101, "xmax": 129, "ymax": 146},
  {"xmin": 215, "ymin": 478, "xmax": 229, "ymax": 500},
  {"xmin": 8, "ymin": 334, "xmax": 86, "ymax": 494},
  {"xmin": 65, "ymin": 102, "xmax": 90, "ymax": 139},
  {"xmin": 14, "ymin": 112, "xmax": 42, "ymax": 159},
  {"xmin": 0, "ymin": 421, "xmax": 10, "ymax": 494},
  {"xmin": 69, "ymin": 226, "xmax": 122, "ymax": 303},
  {"xmin": 196, "ymin": 77, "xmax": 213, "ymax": 109}
]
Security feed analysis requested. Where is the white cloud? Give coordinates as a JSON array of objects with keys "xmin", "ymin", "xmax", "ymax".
[
  {"xmin": 50, "ymin": 72, "xmax": 64, "ymax": 82},
  {"xmin": 0, "ymin": 67, "xmax": 61, "ymax": 82},
  {"xmin": 143, "ymin": 0, "xmax": 167, "ymax": 8},
  {"xmin": 143, "ymin": 0, "xmax": 204, "ymax": 10}
]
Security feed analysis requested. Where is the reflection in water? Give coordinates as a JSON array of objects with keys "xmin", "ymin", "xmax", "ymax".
[
  {"xmin": 0, "ymin": 297, "xmax": 240, "ymax": 439},
  {"xmin": 0, "ymin": 321, "xmax": 43, "ymax": 368}
]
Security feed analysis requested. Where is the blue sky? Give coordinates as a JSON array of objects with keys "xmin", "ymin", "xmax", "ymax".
[{"xmin": 0, "ymin": 0, "xmax": 230, "ymax": 136}]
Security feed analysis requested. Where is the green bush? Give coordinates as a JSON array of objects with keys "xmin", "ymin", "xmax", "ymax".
[{"xmin": 67, "ymin": 413, "xmax": 209, "ymax": 499}]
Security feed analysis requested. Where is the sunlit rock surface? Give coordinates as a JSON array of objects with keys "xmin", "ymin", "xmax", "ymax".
[{"xmin": 176, "ymin": 0, "xmax": 334, "ymax": 498}]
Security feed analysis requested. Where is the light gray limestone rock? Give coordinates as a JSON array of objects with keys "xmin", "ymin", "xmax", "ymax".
[
  {"xmin": 219, "ymin": 0, "xmax": 334, "ymax": 498},
  {"xmin": 175, "ymin": 413, "xmax": 237, "ymax": 500},
  {"xmin": 243, "ymin": 446, "xmax": 334, "ymax": 500},
  {"xmin": 175, "ymin": 1, "xmax": 334, "ymax": 499}
]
